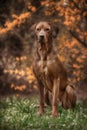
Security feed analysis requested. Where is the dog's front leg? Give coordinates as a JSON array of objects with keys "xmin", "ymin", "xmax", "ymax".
[
  {"xmin": 52, "ymin": 78, "xmax": 60, "ymax": 117},
  {"xmin": 38, "ymin": 80, "xmax": 44, "ymax": 116}
]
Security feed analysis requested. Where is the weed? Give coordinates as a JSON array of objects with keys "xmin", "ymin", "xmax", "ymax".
[{"xmin": 0, "ymin": 96, "xmax": 87, "ymax": 130}]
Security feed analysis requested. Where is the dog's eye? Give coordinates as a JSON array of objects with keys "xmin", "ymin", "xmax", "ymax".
[
  {"xmin": 45, "ymin": 28, "xmax": 50, "ymax": 32},
  {"xmin": 36, "ymin": 28, "xmax": 40, "ymax": 31}
]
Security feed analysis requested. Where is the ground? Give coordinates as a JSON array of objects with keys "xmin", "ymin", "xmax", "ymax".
[{"xmin": 0, "ymin": 96, "xmax": 87, "ymax": 130}]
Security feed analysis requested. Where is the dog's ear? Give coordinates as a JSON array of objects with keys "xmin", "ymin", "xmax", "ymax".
[
  {"xmin": 30, "ymin": 23, "xmax": 37, "ymax": 37},
  {"xmin": 52, "ymin": 24, "xmax": 59, "ymax": 38}
]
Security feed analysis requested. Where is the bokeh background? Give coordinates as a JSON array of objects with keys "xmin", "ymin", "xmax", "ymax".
[{"xmin": 0, "ymin": 0, "xmax": 87, "ymax": 99}]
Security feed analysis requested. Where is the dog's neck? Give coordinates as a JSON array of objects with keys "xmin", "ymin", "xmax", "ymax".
[{"xmin": 36, "ymin": 41, "xmax": 53, "ymax": 61}]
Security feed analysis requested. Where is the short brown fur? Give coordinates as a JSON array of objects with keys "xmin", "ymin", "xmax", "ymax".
[{"xmin": 31, "ymin": 21, "xmax": 76, "ymax": 117}]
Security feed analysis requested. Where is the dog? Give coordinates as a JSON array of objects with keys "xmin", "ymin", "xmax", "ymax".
[{"xmin": 30, "ymin": 21, "xmax": 76, "ymax": 117}]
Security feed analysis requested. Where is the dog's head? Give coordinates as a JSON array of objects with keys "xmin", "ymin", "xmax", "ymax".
[{"xmin": 30, "ymin": 21, "xmax": 59, "ymax": 42}]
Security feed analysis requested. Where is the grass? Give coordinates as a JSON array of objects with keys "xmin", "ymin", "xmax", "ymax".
[{"xmin": 0, "ymin": 96, "xmax": 87, "ymax": 130}]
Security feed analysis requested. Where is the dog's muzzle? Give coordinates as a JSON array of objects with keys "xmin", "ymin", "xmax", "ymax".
[
  {"xmin": 38, "ymin": 34, "xmax": 46, "ymax": 50},
  {"xmin": 39, "ymin": 34, "xmax": 45, "ymax": 43}
]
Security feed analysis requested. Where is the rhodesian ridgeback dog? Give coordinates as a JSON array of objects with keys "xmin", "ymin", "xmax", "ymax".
[{"xmin": 31, "ymin": 21, "xmax": 76, "ymax": 117}]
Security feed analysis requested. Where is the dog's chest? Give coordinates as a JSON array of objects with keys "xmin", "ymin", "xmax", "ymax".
[
  {"xmin": 38, "ymin": 60, "xmax": 46, "ymax": 71},
  {"xmin": 37, "ymin": 60, "xmax": 48, "ymax": 78},
  {"xmin": 37, "ymin": 60, "xmax": 52, "ymax": 89}
]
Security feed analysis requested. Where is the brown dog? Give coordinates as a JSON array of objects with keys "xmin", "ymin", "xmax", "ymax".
[{"xmin": 31, "ymin": 21, "xmax": 76, "ymax": 117}]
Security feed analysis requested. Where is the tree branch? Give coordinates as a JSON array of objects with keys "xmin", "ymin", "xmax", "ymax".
[{"xmin": 69, "ymin": 30, "xmax": 87, "ymax": 47}]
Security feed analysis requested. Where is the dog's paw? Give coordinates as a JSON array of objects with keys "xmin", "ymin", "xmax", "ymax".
[
  {"xmin": 52, "ymin": 106, "xmax": 58, "ymax": 117},
  {"xmin": 38, "ymin": 110, "xmax": 44, "ymax": 116},
  {"xmin": 52, "ymin": 110, "xmax": 58, "ymax": 117}
]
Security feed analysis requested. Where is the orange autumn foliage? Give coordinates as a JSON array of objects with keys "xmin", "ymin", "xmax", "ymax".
[
  {"xmin": 73, "ymin": 64, "xmax": 81, "ymax": 69},
  {"xmin": 0, "ymin": 12, "xmax": 31, "ymax": 34},
  {"xmin": 11, "ymin": 84, "xmax": 26, "ymax": 91},
  {"xmin": 76, "ymin": 57, "xmax": 84, "ymax": 63}
]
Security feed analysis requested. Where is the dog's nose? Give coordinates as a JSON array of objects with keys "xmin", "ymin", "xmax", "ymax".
[
  {"xmin": 40, "ymin": 35, "xmax": 44, "ymax": 39},
  {"xmin": 39, "ymin": 35, "xmax": 45, "ymax": 42}
]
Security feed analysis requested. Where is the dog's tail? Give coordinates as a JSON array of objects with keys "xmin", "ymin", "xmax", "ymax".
[{"xmin": 61, "ymin": 85, "xmax": 77, "ymax": 109}]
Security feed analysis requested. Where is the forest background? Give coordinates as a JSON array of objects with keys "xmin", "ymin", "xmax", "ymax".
[{"xmin": 0, "ymin": 0, "xmax": 87, "ymax": 99}]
